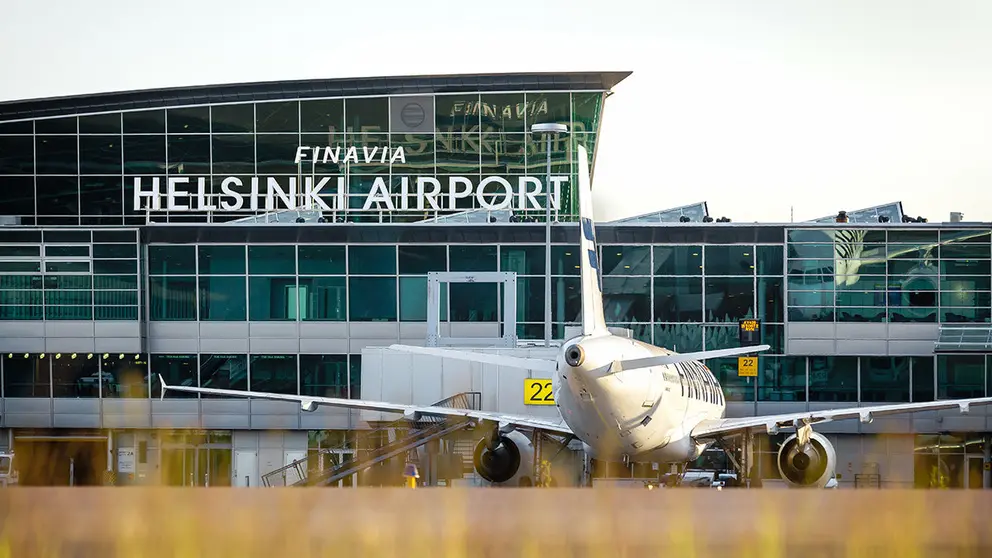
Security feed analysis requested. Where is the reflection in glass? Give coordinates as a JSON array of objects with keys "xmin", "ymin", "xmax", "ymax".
[
  {"xmin": 601, "ymin": 246, "xmax": 651, "ymax": 275},
  {"xmin": 758, "ymin": 356, "xmax": 805, "ymax": 401},
  {"xmin": 705, "ymin": 277, "xmax": 754, "ymax": 322},
  {"xmin": 249, "ymin": 277, "xmax": 297, "ymax": 320},
  {"xmin": 167, "ymin": 106, "xmax": 210, "ymax": 133},
  {"xmin": 808, "ymin": 356, "xmax": 857, "ymax": 402},
  {"xmin": 653, "ymin": 246, "xmax": 702, "ymax": 275},
  {"xmin": 449, "ymin": 283, "xmax": 497, "ymax": 322},
  {"xmin": 150, "ymin": 276, "xmax": 196, "ymax": 320},
  {"xmin": 250, "ymin": 354, "xmax": 297, "ymax": 394},
  {"xmin": 298, "ymin": 245, "xmax": 346, "ymax": 275},
  {"xmin": 52, "ymin": 355, "xmax": 100, "ymax": 397},
  {"xmin": 300, "ymin": 354, "xmax": 348, "ymax": 398},
  {"xmin": 449, "ymin": 245, "xmax": 496, "ymax": 272},
  {"xmin": 603, "ymin": 277, "xmax": 650, "ymax": 322},
  {"xmin": 653, "ymin": 323, "xmax": 702, "ymax": 352},
  {"xmin": 150, "ymin": 355, "xmax": 197, "ymax": 398},
  {"xmin": 349, "ymin": 277, "xmax": 396, "ymax": 321},
  {"xmin": 199, "ymin": 354, "xmax": 248, "ymax": 394},
  {"xmin": 298, "ymin": 276, "xmax": 346, "ymax": 320},
  {"xmin": 938, "ymin": 355, "xmax": 984, "ymax": 399},
  {"xmin": 2, "ymin": 354, "xmax": 50, "ymax": 397},
  {"xmin": 249, "ymin": 245, "xmax": 295, "ymax": 275},
  {"xmin": 199, "ymin": 276, "xmax": 247, "ymax": 321},
  {"xmin": 654, "ymin": 277, "xmax": 702, "ymax": 322},
  {"xmin": 911, "ymin": 356, "xmax": 934, "ymax": 402},
  {"xmin": 860, "ymin": 357, "xmax": 909, "ymax": 402},
  {"xmin": 102, "ymin": 354, "xmax": 149, "ymax": 398}
]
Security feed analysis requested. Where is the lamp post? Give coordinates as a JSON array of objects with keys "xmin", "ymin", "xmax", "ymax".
[{"xmin": 530, "ymin": 122, "xmax": 569, "ymax": 347}]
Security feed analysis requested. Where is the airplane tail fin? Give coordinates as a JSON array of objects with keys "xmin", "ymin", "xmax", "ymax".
[{"xmin": 575, "ymin": 144, "xmax": 609, "ymax": 338}]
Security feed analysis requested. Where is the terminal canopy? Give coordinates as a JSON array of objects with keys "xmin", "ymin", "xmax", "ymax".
[{"xmin": 935, "ymin": 325, "xmax": 992, "ymax": 353}]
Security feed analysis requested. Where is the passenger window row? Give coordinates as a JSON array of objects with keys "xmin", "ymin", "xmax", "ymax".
[{"xmin": 675, "ymin": 361, "xmax": 724, "ymax": 406}]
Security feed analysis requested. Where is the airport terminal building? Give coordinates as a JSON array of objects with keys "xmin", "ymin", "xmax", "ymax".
[{"xmin": 0, "ymin": 71, "xmax": 989, "ymax": 489}]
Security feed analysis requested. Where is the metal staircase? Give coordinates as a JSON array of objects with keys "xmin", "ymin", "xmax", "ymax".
[{"xmin": 261, "ymin": 392, "xmax": 481, "ymax": 487}]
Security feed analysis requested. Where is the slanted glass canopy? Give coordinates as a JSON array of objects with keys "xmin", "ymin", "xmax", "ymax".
[
  {"xmin": 935, "ymin": 325, "xmax": 992, "ymax": 353},
  {"xmin": 605, "ymin": 202, "xmax": 710, "ymax": 224}
]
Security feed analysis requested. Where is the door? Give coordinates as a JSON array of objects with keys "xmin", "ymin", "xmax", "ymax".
[
  {"xmin": 283, "ymin": 451, "xmax": 307, "ymax": 485},
  {"xmin": 966, "ymin": 456, "xmax": 984, "ymax": 489},
  {"xmin": 234, "ymin": 451, "xmax": 257, "ymax": 487}
]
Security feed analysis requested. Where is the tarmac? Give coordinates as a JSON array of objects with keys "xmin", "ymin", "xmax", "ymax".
[{"xmin": 0, "ymin": 487, "xmax": 989, "ymax": 557}]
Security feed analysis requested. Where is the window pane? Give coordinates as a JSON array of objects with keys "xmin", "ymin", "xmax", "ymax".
[
  {"xmin": 250, "ymin": 354, "xmax": 297, "ymax": 394},
  {"xmin": 510, "ymin": 277, "xmax": 543, "ymax": 323},
  {"xmin": 123, "ymin": 135, "xmax": 165, "ymax": 174},
  {"xmin": 51, "ymin": 354, "xmax": 100, "ymax": 397},
  {"xmin": 808, "ymin": 356, "xmax": 857, "ymax": 402},
  {"xmin": 256, "ymin": 101, "xmax": 299, "ymax": 133},
  {"xmin": 705, "ymin": 245, "xmax": 755, "ymax": 275},
  {"xmin": 199, "ymin": 245, "xmax": 246, "ymax": 275},
  {"xmin": 167, "ymin": 106, "xmax": 210, "ymax": 133},
  {"xmin": 249, "ymin": 277, "xmax": 297, "ymax": 320},
  {"xmin": 345, "ymin": 97, "xmax": 389, "ymax": 132},
  {"xmin": 298, "ymin": 276, "xmax": 346, "ymax": 320},
  {"xmin": 301, "ymin": 99, "xmax": 344, "ymax": 133},
  {"xmin": 654, "ymin": 277, "xmax": 702, "ymax": 322},
  {"xmin": 571, "ymin": 92, "xmax": 602, "ymax": 134},
  {"xmin": 0, "ymin": 176, "xmax": 36, "ymax": 217},
  {"xmin": 501, "ymin": 245, "xmax": 545, "ymax": 275},
  {"xmin": 705, "ymin": 277, "xmax": 754, "ymax": 322},
  {"xmin": 349, "ymin": 277, "xmax": 396, "ymax": 321},
  {"xmin": 551, "ymin": 246, "xmax": 580, "ymax": 275},
  {"xmin": 150, "ymin": 276, "xmax": 196, "ymax": 320},
  {"xmin": 601, "ymin": 246, "xmax": 651, "ymax": 275},
  {"xmin": 602, "ymin": 277, "xmax": 650, "ymax": 322},
  {"xmin": 36, "ymin": 176, "xmax": 79, "ymax": 216},
  {"xmin": 400, "ymin": 276, "xmax": 428, "ymax": 321},
  {"xmin": 938, "ymin": 355, "xmax": 984, "ymax": 399},
  {"xmin": 551, "ymin": 276, "xmax": 580, "ymax": 323},
  {"xmin": 248, "ymin": 245, "xmax": 295, "ymax": 275},
  {"xmin": 36, "ymin": 116, "xmax": 76, "ymax": 134},
  {"xmin": 300, "ymin": 354, "xmax": 347, "ymax": 397},
  {"xmin": 79, "ymin": 113, "xmax": 121, "ymax": 134},
  {"xmin": 0, "ymin": 136, "xmax": 35, "ymax": 174},
  {"xmin": 149, "ymin": 245, "xmax": 195, "ymax": 275},
  {"xmin": 912, "ymin": 356, "xmax": 935, "ymax": 402},
  {"xmin": 123, "ymin": 110, "xmax": 165, "ymax": 134},
  {"xmin": 450, "ymin": 283, "xmax": 497, "ymax": 321},
  {"xmin": 167, "ymin": 135, "xmax": 210, "ymax": 175},
  {"xmin": 2, "ymin": 354, "xmax": 50, "ymax": 397},
  {"xmin": 211, "ymin": 135, "xmax": 254, "ymax": 174},
  {"xmin": 398, "ymin": 245, "xmax": 446, "ymax": 274},
  {"xmin": 350, "ymin": 355, "xmax": 361, "ymax": 399},
  {"xmin": 860, "ymin": 357, "xmax": 909, "ymax": 402},
  {"xmin": 653, "ymin": 323, "xmax": 702, "ymax": 352},
  {"xmin": 298, "ymin": 245, "xmax": 345, "ymax": 275},
  {"xmin": 199, "ymin": 276, "xmax": 246, "ymax": 321},
  {"xmin": 653, "ymin": 246, "xmax": 702, "ymax": 275},
  {"xmin": 256, "ymin": 135, "xmax": 301, "ymax": 174},
  {"xmin": 349, "ymin": 245, "xmax": 395, "ymax": 275},
  {"xmin": 102, "ymin": 354, "xmax": 149, "ymax": 398},
  {"xmin": 150, "ymin": 355, "xmax": 197, "ymax": 398},
  {"xmin": 706, "ymin": 357, "xmax": 753, "ymax": 402},
  {"xmin": 211, "ymin": 104, "xmax": 254, "ymax": 133},
  {"xmin": 758, "ymin": 356, "xmax": 805, "ymax": 401},
  {"xmin": 449, "ymin": 245, "xmax": 497, "ymax": 272},
  {"xmin": 757, "ymin": 277, "xmax": 784, "ymax": 322},
  {"xmin": 199, "ymin": 354, "xmax": 247, "ymax": 394},
  {"xmin": 756, "ymin": 245, "xmax": 783, "ymax": 276}
]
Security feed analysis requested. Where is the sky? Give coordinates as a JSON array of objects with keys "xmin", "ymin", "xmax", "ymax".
[{"xmin": 1, "ymin": 0, "xmax": 990, "ymax": 223}]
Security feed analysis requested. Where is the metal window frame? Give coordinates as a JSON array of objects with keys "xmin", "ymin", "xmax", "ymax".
[{"xmin": 426, "ymin": 271, "xmax": 516, "ymax": 347}]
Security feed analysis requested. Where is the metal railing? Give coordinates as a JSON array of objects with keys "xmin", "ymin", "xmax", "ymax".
[{"xmin": 261, "ymin": 391, "xmax": 481, "ymax": 487}]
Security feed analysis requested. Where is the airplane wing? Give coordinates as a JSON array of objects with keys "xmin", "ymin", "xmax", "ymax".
[
  {"xmin": 690, "ymin": 396, "xmax": 992, "ymax": 440},
  {"xmin": 609, "ymin": 345, "xmax": 770, "ymax": 373},
  {"xmin": 157, "ymin": 375, "xmax": 573, "ymax": 435}
]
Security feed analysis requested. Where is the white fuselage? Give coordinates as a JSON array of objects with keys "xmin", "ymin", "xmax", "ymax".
[{"xmin": 554, "ymin": 334, "xmax": 726, "ymax": 464}]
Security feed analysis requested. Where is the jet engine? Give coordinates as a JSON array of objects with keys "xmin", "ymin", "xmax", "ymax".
[
  {"xmin": 473, "ymin": 429, "xmax": 535, "ymax": 486},
  {"xmin": 776, "ymin": 431, "xmax": 836, "ymax": 488}
]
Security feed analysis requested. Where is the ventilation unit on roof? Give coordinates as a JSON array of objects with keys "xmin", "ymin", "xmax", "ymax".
[{"xmin": 950, "ymin": 212, "xmax": 964, "ymax": 223}]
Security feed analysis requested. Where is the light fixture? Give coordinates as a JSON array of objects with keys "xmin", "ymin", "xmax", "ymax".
[
  {"xmin": 39, "ymin": 353, "xmax": 45, "ymax": 359},
  {"xmin": 119, "ymin": 353, "xmax": 124, "ymax": 359},
  {"xmin": 55, "ymin": 353, "xmax": 61, "ymax": 359},
  {"xmin": 71, "ymin": 353, "xmax": 77, "ymax": 359},
  {"xmin": 103, "ymin": 353, "xmax": 109, "ymax": 359},
  {"xmin": 87, "ymin": 353, "xmax": 93, "ymax": 359}
]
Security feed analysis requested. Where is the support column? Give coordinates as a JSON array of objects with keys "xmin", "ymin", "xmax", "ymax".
[{"xmin": 984, "ymin": 435, "xmax": 990, "ymax": 489}]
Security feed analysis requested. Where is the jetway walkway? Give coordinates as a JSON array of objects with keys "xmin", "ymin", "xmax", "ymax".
[{"xmin": 261, "ymin": 392, "xmax": 481, "ymax": 487}]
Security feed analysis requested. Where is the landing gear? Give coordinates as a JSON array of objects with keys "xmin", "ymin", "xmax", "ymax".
[{"xmin": 712, "ymin": 429, "xmax": 756, "ymax": 488}]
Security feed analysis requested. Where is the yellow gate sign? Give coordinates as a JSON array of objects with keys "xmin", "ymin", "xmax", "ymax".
[
  {"xmin": 738, "ymin": 356, "xmax": 758, "ymax": 377},
  {"xmin": 524, "ymin": 378, "xmax": 555, "ymax": 405}
]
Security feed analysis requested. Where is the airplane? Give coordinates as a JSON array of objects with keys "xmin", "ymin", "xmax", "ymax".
[{"xmin": 159, "ymin": 143, "xmax": 992, "ymax": 489}]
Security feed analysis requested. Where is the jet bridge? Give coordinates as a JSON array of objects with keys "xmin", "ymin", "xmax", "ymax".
[{"xmin": 261, "ymin": 392, "xmax": 480, "ymax": 487}]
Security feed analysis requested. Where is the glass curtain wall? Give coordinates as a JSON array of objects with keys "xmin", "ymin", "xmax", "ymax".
[
  {"xmin": 786, "ymin": 228, "xmax": 991, "ymax": 324},
  {"xmin": 0, "ymin": 92, "xmax": 605, "ymax": 226}
]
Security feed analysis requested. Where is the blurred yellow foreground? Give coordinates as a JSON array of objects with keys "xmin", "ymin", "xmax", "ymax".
[{"xmin": 0, "ymin": 488, "xmax": 988, "ymax": 557}]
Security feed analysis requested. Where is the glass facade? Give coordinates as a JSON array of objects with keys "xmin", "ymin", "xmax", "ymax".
[{"xmin": 0, "ymin": 90, "xmax": 605, "ymax": 226}]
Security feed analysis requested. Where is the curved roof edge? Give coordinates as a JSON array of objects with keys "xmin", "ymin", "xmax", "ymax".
[{"xmin": 0, "ymin": 71, "xmax": 632, "ymax": 121}]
